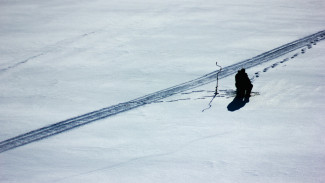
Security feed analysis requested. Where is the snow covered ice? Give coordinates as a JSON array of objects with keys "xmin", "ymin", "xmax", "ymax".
[{"xmin": 1, "ymin": 0, "xmax": 325, "ymax": 182}]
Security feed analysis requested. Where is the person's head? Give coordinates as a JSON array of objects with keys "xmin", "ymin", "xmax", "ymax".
[{"xmin": 240, "ymin": 68, "xmax": 246, "ymax": 73}]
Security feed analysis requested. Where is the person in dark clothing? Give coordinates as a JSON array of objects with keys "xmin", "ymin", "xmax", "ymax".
[{"xmin": 235, "ymin": 68, "xmax": 253, "ymax": 98}]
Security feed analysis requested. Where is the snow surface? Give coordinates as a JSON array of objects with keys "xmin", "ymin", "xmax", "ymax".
[{"xmin": 1, "ymin": 0, "xmax": 325, "ymax": 182}]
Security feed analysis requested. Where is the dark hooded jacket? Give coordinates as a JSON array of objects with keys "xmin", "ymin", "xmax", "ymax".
[{"xmin": 235, "ymin": 69, "xmax": 252, "ymax": 89}]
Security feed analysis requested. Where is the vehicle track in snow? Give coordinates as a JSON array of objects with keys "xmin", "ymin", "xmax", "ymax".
[
  {"xmin": 0, "ymin": 30, "xmax": 324, "ymax": 153},
  {"xmin": 0, "ymin": 31, "xmax": 96, "ymax": 73}
]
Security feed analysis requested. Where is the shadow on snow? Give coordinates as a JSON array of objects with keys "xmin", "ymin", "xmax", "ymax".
[{"xmin": 227, "ymin": 96, "xmax": 250, "ymax": 112}]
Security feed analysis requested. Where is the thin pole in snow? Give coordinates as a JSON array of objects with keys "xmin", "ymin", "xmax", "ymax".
[{"xmin": 202, "ymin": 61, "xmax": 222, "ymax": 112}]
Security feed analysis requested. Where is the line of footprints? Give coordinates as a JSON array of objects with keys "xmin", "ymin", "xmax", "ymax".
[
  {"xmin": 155, "ymin": 36, "xmax": 323, "ymax": 104},
  {"xmin": 252, "ymin": 38, "xmax": 321, "ymax": 80}
]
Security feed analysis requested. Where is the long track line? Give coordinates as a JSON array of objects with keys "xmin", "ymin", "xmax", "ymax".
[{"xmin": 1, "ymin": 30, "xmax": 324, "ymax": 153}]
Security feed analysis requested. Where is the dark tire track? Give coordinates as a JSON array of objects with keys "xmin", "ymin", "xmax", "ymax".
[{"xmin": 1, "ymin": 30, "xmax": 325, "ymax": 153}]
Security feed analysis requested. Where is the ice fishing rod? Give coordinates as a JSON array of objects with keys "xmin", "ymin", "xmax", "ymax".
[{"xmin": 202, "ymin": 61, "xmax": 222, "ymax": 112}]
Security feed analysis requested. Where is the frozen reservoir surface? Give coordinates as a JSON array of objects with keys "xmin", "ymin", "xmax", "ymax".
[{"xmin": 0, "ymin": 0, "xmax": 325, "ymax": 182}]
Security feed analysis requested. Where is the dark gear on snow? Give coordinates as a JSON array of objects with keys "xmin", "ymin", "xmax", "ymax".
[{"xmin": 235, "ymin": 69, "xmax": 253, "ymax": 98}]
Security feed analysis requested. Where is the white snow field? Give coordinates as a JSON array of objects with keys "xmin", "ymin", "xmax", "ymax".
[{"xmin": 1, "ymin": 0, "xmax": 325, "ymax": 182}]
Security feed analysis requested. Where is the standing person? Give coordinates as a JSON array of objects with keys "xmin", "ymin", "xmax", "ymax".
[{"xmin": 235, "ymin": 69, "xmax": 253, "ymax": 98}]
